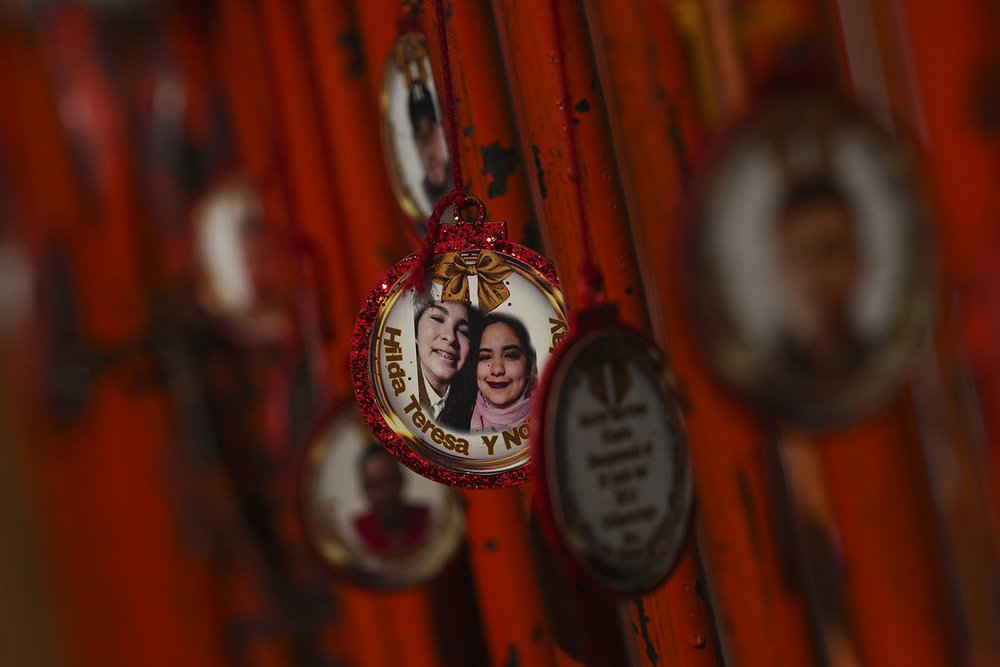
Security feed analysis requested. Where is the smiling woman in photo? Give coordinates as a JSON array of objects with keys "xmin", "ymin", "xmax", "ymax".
[{"xmin": 468, "ymin": 313, "xmax": 537, "ymax": 433}]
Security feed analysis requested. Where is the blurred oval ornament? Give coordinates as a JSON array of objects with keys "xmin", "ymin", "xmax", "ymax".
[
  {"xmin": 352, "ymin": 220, "xmax": 566, "ymax": 489},
  {"xmin": 191, "ymin": 176, "xmax": 294, "ymax": 346},
  {"xmin": 532, "ymin": 305, "xmax": 692, "ymax": 594},
  {"xmin": 381, "ymin": 27, "xmax": 453, "ymax": 240},
  {"xmin": 298, "ymin": 404, "xmax": 465, "ymax": 589},
  {"xmin": 687, "ymin": 93, "xmax": 934, "ymax": 428}
]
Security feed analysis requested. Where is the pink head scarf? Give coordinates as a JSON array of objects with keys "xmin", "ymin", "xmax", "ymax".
[{"xmin": 470, "ymin": 390, "xmax": 533, "ymax": 433}]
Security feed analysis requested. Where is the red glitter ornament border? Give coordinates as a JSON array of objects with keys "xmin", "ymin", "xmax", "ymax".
[{"xmin": 351, "ymin": 222, "xmax": 563, "ymax": 490}]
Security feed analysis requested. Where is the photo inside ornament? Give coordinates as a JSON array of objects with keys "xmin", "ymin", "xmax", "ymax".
[
  {"xmin": 299, "ymin": 406, "xmax": 465, "ymax": 589},
  {"xmin": 689, "ymin": 96, "xmax": 934, "ymax": 427},
  {"xmin": 381, "ymin": 32, "xmax": 452, "ymax": 233},
  {"xmin": 365, "ymin": 246, "xmax": 566, "ymax": 484}
]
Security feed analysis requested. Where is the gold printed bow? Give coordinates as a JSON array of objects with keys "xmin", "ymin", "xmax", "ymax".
[
  {"xmin": 580, "ymin": 341, "xmax": 632, "ymax": 406},
  {"xmin": 431, "ymin": 251, "xmax": 513, "ymax": 313}
]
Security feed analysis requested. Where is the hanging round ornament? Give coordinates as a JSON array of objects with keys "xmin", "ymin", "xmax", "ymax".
[
  {"xmin": 524, "ymin": 0, "xmax": 692, "ymax": 592},
  {"xmin": 191, "ymin": 175, "xmax": 295, "ymax": 346},
  {"xmin": 352, "ymin": 204, "xmax": 567, "ymax": 489},
  {"xmin": 686, "ymin": 92, "xmax": 935, "ymax": 428},
  {"xmin": 380, "ymin": 1, "xmax": 453, "ymax": 239},
  {"xmin": 359, "ymin": 0, "xmax": 566, "ymax": 488},
  {"xmin": 532, "ymin": 304, "xmax": 692, "ymax": 594},
  {"xmin": 298, "ymin": 404, "xmax": 466, "ymax": 589}
]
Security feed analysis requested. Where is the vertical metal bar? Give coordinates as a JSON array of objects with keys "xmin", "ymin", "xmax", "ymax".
[
  {"xmin": 580, "ymin": 1, "xmax": 733, "ymax": 665},
  {"xmin": 884, "ymin": 0, "xmax": 1000, "ymax": 467},
  {"xmin": 423, "ymin": 2, "xmax": 560, "ymax": 664},
  {"xmin": 720, "ymin": 0, "xmax": 964, "ymax": 663},
  {"xmin": 863, "ymin": 0, "xmax": 1000, "ymax": 662},
  {"xmin": 421, "ymin": 0, "xmax": 537, "ymax": 245},
  {"xmin": 348, "ymin": 1, "xmax": 559, "ymax": 663},
  {"xmin": 814, "ymin": 404, "xmax": 958, "ymax": 664},
  {"xmin": 242, "ymin": 1, "xmax": 448, "ymax": 665},
  {"xmin": 690, "ymin": 0, "xmax": 965, "ymax": 663},
  {"xmin": 300, "ymin": 0, "xmax": 411, "ymax": 293},
  {"xmin": 252, "ymin": 0, "xmax": 354, "ymax": 390},
  {"xmin": 489, "ymin": 1, "xmax": 723, "ymax": 665}
]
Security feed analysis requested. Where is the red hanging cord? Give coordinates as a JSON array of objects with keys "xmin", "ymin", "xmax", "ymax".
[
  {"xmin": 549, "ymin": 0, "xmax": 604, "ymax": 307},
  {"xmin": 407, "ymin": 0, "xmax": 478, "ymax": 291}
]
